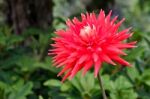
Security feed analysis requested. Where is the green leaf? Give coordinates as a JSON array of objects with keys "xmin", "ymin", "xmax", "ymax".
[
  {"xmin": 138, "ymin": 89, "xmax": 150, "ymax": 99},
  {"xmin": 0, "ymin": 81, "xmax": 7, "ymax": 89},
  {"xmin": 38, "ymin": 95, "xmax": 44, "ymax": 99},
  {"xmin": 110, "ymin": 89, "xmax": 138, "ymax": 99},
  {"xmin": 115, "ymin": 76, "xmax": 133, "ymax": 90},
  {"xmin": 141, "ymin": 69, "xmax": 150, "ymax": 86},
  {"xmin": 42, "ymin": 57, "xmax": 60, "ymax": 73},
  {"xmin": 60, "ymin": 82, "xmax": 72, "ymax": 92},
  {"xmin": 125, "ymin": 46, "xmax": 144, "ymax": 61},
  {"xmin": 80, "ymin": 74, "xmax": 89, "ymax": 91},
  {"xmin": 7, "ymin": 35, "xmax": 24, "ymax": 45},
  {"xmin": 70, "ymin": 76, "xmax": 83, "ymax": 93},
  {"xmin": 126, "ymin": 65, "xmax": 140, "ymax": 81},
  {"xmin": 16, "ymin": 55, "xmax": 41, "ymax": 72},
  {"xmin": 102, "ymin": 75, "xmax": 115, "ymax": 91},
  {"xmin": 9, "ymin": 82, "xmax": 33, "ymax": 99},
  {"xmin": 0, "ymin": 33, "xmax": 6, "ymax": 46},
  {"xmin": 86, "ymin": 72, "xmax": 95, "ymax": 92},
  {"xmin": 44, "ymin": 79, "xmax": 61, "ymax": 87},
  {"xmin": 0, "ymin": 87, "xmax": 5, "ymax": 99}
]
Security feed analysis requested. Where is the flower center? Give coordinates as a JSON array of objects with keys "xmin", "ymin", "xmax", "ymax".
[
  {"xmin": 80, "ymin": 25, "xmax": 96, "ymax": 39},
  {"xmin": 80, "ymin": 26, "xmax": 92, "ymax": 37},
  {"xmin": 80, "ymin": 25, "xmax": 100, "ymax": 52}
]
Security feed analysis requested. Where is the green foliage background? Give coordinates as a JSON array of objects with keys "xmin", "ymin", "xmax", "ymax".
[{"xmin": 0, "ymin": 0, "xmax": 150, "ymax": 99}]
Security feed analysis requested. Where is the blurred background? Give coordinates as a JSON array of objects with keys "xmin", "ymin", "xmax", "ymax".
[{"xmin": 0, "ymin": 0, "xmax": 150, "ymax": 99}]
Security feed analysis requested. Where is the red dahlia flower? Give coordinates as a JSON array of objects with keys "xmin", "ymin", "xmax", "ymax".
[{"xmin": 49, "ymin": 10, "xmax": 136, "ymax": 82}]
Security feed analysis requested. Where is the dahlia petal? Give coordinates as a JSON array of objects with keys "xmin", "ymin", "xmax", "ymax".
[
  {"xmin": 76, "ymin": 37, "xmax": 87, "ymax": 45},
  {"xmin": 53, "ymin": 57, "xmax": 66, "ymax": 66},
  {"xmin": 86, "ymin": 12, "xmax": 90, "ymax": 23},
  {"xmin": 81, "ymin": 13, "xmax": 86, "ymax": 21},
  {"xmin": 113, "ymin": 43, "xmax": 136, "ymax": 49},
  {"xmin": 98, "ymin": 10, "xmax": 105, "ymax": 19},
  {"xmin": 101, "ymin": 53, "xmax": 116, "ymax": 65},
  {"xmin": 57, "ymin": 64, "xmax": 72, "ymax": 76},
  {"xmin": 68, "ymin": 42, "xmax": 80, "ymax": 49},
  {"xmin": 55, "ymin": 30, "xmax": 68, "ymax": 37},
  {"xmin": 90, "ymin": 12, "xmax": 97, "ymax": 23},
  {"xmin": 68, "ymin": 52, "xmax": 78, "ymax": 58},
  {"xmin": 56, "ymin": 56, "xmax": 77, "ymax": 68},
  {"xmin": 73, "ymin": 17, "xmax": 80, "ymax": 25},
  {"xmin": 82, "ymin": 60, "xmax": 93, "ymax": 76},
  {"xmin": 115, "ymin": 28, "xmax": 131, "ymax": 39},
  {"xmin": 116, "ymin": 18, "xmax": 125, "ymax": 28},
  {"xmin": 105, "ymin": 10, "xmax": 112, "ymax": 22},
  {"xmin": 107, "ymin": 46, "xmax": 127, "ymax": 55},
  {"xmin": 117, "ymin": 33, "xmax": 133, "ymax": 41},
  {"xmin": 93, "ymin": 53, "xmax": 99, "ymax": 62},
  {"xmin": 127, "ymin": 41, "xmax": 137, "ymax": 45},
  {"xmin": 53, "ymin": 54, "xmax": 68, "ymax": 61},
  {"xmin": 118, "ymin": 28, "xmax": 131, "ymax": 34},
  {"xmin": 66, "ymin": 19, "xmax": 74, "ymax": 28},
  {"xmin": 98, "ymin": 10, "xmax": 105, "ymax": 25},
  {"xmin": 62, "ymin": 70, "xmax": 72, "ymax": 82},
  {"xmin": 111, "ymin": 56, "xmax": 131, "ymax": 66},
  {"xmin": 111, "ymin": 16, "xmax": 118, "ymax": 25},
  {"xmin": 48, "ymin": 49, "xmax": 60, "ymax": 52},
  {"xmin": 51, "ymin": 44, "xmax": 61, "ymax": 48},
  {"xmin": 56, "ymin": 60, "xmax": 68, "ymax": 68},
  {"xmin": 48, "ymin": 52, "xmax": 56, "ymax": 55},
  {"xmin": 70, "ymin": 63, "xmax": 83, "ymax": 79},
  {"xmin": 66, "ymin": 57, "xmax": 76, "ymax": 64},
  {"xmin": 112, "ymin": 18, "xmax": 125, "ymax": 33},
  {"xmin": 94, "ymin": 60, "xmax": 102, "ymax": 77},
  {"xmin": 78, "ymin": 54, "xmax": 89, "ymax": 64}
]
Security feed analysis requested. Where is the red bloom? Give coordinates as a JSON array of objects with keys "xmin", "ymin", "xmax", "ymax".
[{"xmin": 49, "ymin": 10, "xmax": 136, "ymax": 82}]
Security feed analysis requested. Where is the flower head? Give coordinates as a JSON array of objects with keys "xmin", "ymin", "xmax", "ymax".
[{"xmin": 49, "ymin": 10, "xmax": 136, "ymax": 82}]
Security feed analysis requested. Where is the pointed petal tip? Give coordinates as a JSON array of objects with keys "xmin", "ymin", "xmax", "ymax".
[
  {"xmin": 100, "ymin": 9, "xmax": 103, "ymax": 13},
  {"xmin": 108, "ymin": 10, "xmax": 112, "ymax": 16},
  {"xmin": 110, "ymin": 61, "xmax": 117, "ymax": 65},
  {"xmin": 127, "ymin": 62, "xmax": 133, "ymax": 67},
  {"xmin": 69, "ymin": 75, "xmax": 73, "ymax": 80},
  {"xmin": 81, "ymin": 72, "xmax": 85, "ymax": 77},
  {"xmin": 128, "ymin": 64, "xmax": 132, "ymax": 67},
  {"xmin": 57, "ymin": 72, "xmax": 63, "ymax": 77},
  {"xmin": 61, "ymin": 78, "xmax": 65, "ymax": 83},
  {"xmin": 122, "ymin": 63, "xmax": 132, "ymax": 67},
  {"xmin": 57, "ymin": 74, "xmax": 60, "ymax": 77},
  {"xmin": 122, "ymin": 52, "xmax": 127, "ymax": 56},
  {"xmin": 81, "ymin": 13, "xmax": 84, "ymax": 16},
  {"xmin": 122, "ymin": 18, "xmax": 126, "ymax": 21},
  {"xmin": 48, "ymin": 53, "xmax": 55, "ymax": 56},
  {"xmin": 61, "ymin": 80, "xmax": 64, "ymax": 83},
  {"xmin": 94, "ymin": 73, "xmax": 98, "ymax": 78},
  {"xmin": 133, "ymin": 41, "xmax": 137, "ymax": 43},
  {"xmin": 47, "ymin": 53, "xmax": 51, "ymax": 55},
  {"xmin": 82, "ymin": 69, "xmax": 87, "ymax": 77},
  {"xmin": 133, "ymin": 45, "xmax": 138, "ymax": 48},
  {"xmin": 109, "ymin": 10, "xmax": 112, "ymax": 13},
  {"xmin": 56, "ymin": 65, "xmax": 62, "ymax": 68},
  {"xmin": 129, "ymin": 32, "xmax": 134, "ymax": 37},
  {"xmin": 112, "ymin": 62, "xmax": 117, "ymax": 65},
  {"xmin": 68, "ymin": 72, "xmax": 74, "ymax": 80},
  {"xmin": 61, "ymin": 71, "xmax": 72, "ymax": 82},
  {"xmin": 128, "ymin": 27, "xmax": 132, "ymax": 30},
  {"xmin": 115, "ymin": 15, "xmax": 119, "ymax": 18},
  {"xmin": 130, "ymin": 41, "xmax": 137, "ymax": 45}
]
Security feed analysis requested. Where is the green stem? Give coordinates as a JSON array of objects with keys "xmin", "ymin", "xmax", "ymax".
[{"xmin": 97, "ymin": 72, "xmax": 107, "ymax": 99}]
